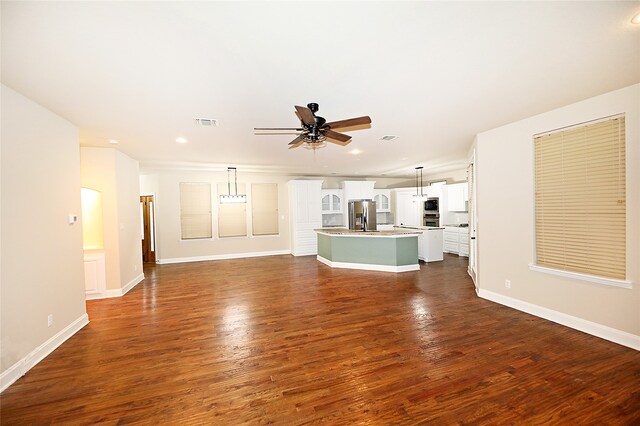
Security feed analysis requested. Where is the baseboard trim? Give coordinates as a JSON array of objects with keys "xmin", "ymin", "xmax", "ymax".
[
  {"xmin": 85, "ymin": 273, "xmax": 144, "ymax": 300},
  {"xmin": 1, "ymin": 313, "xmax": 89, "ymax": 393},
  {"xmin": 477, "ymin": 289, "xmax": 640, "ymax": 351},
  {"xmin": 317, "ymin": 256, "xmax": 420, "ymax": 273},
  {"xmin": 157, "ymin": 249, "xmax": 292, "ymax": 264}
]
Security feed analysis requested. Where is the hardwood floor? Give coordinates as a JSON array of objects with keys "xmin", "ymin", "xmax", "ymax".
[{"xmin": 2, "ymin": 254, "xmax": 639, "ymax": 424}]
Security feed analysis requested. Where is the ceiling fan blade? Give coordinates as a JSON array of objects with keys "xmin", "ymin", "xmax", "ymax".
[
  {"xmin": 325, "ymin": 116, "xmax": 371, "ymax": 130},
  {"xmin": 327, "ymin": 139, "xmax": 352, "ymax": 147},
  {"xmin": 254, "ymin": 127, "xmax": 304, "ymax": 131},
  {"xmin": 255, "ymin": 132, "xmax": 303, "ymax": 135},
  {"xmin": 295, "ymin": 106, "xmax": 316, "ymax": 126},
  {"xmin": 324, "ymin": 129, "xmax": 352, "ymax": 143},
  {"xmin": 288, "ymin": 134, "xmax": 307, "ymax": 148}
]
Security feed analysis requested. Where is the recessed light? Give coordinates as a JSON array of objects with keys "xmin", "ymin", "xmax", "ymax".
[
  {"xmin": 176, "ymin": 137, "xmax": 188, "ymax": 144},
  {"xmin": 109, "ymin": 139, "xmax": 119, "ymax": 145},
  {"xmin": 401, "ymin": 157, "xmax": 408, "ymax": 161},
  {"xmin": 349, "ymin": 149, "xmax": 362, "ymax": 155},
  {"xmin": 632, "ymin": 12, "xmax": 640, "ymax": 24}
]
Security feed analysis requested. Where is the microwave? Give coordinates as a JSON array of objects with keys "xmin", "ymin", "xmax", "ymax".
[{"xmin": 424, "ymin": 197, "xmax": 439, "ymax": 212}]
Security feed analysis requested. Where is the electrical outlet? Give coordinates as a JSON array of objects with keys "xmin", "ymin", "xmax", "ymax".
[
  {"xmin": 505, "ymin": 279, "xmax": 511, "ymax": 289},
  {"xmin": 47, "ymin": 314, "xmax": 53, "ymax": 327}
]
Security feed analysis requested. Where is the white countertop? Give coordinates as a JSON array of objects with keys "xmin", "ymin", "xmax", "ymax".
[{"xmin": 315, "ymin": 228, "xmax": 421, "ymax": 238}]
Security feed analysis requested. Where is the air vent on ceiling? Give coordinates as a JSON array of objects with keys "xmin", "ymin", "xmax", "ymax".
[
  {"xmin": 194, "ymin": 118, "xmax": 219, "ymax": 127},
  {"xmin": 380, "ymin": 135, "xmax": 399, "ymax": 141}
]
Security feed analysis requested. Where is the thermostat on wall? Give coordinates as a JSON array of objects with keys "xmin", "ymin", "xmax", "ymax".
[{"xmin": 68, "ymin": 214, "xmax": 78, "ymax": 224}]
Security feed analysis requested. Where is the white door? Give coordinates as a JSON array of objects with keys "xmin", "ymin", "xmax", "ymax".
[{"xmin": 396, "ymin": 191, "xmax": 420, "ymax": 227}]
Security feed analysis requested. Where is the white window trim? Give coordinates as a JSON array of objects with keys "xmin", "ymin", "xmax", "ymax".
[{"xmin": 528, "ymin": 263, "xmax": 632, "ymax": 289}]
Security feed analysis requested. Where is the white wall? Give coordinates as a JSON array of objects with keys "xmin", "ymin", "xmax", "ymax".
[
  {"xmin": 140, "ymin": 170, "xmax": 292, "ymax": 262},
  {"xmin": 476, "ymin": 84, "xmax": 639, "ymax": 342},
  {"xmin": 1, "ymin": 85, "xmax": 87, "ymax": 377}
]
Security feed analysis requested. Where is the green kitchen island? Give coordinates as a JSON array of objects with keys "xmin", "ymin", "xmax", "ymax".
[{"xmin": 315, "ymin": 228, "xmax": 421, "ymax": 273}]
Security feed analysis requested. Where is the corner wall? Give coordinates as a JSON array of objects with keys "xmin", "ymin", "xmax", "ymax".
[
  {"xmin": 1, "ymin": 85, "xmax": 88, "ymax": 387},
  {"xmin": 80, "ymin": 148, "xmax": 143, "ymax": 294},
  {"xmin": 475, "ymin": 84, "xmax": 640, "ymax": 346}
]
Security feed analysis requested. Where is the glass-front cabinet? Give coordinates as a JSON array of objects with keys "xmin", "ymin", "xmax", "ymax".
[
  {"xmin": 374, "ymin": 189, "xmax": 391, "ymax": 212},
  {"xmin": 321, "ymin": 190, "xmax": 343, "ymax": 214}
]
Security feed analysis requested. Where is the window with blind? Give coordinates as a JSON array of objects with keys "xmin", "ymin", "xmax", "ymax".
[
  {"xmin": 533, "ymin": 115, "xmax": 626, "ymax": 281},
  {"xmin": 217, "ymin": 182, "xmax": 247, "ymax": 238},
  {"xmin": 252, "ymin": 183, "xmax": 279, "ymax": 236},
  {"xmin": 179, "ymin": 182, "xmax": 212, "ymax": 239}
]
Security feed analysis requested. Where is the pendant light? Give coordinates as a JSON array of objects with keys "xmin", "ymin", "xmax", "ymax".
[
  {"xmin": 413, "ymin": 166, "xmax": 426, "ymax": 201},
  {"xmin": 220, "ymin": 167, "xmax": 247, "ymax": 204}
]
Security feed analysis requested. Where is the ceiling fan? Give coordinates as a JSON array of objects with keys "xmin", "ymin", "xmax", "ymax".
[{"xmin": 254, "ymin": 103, "xmax": 371, "ymax": 149}]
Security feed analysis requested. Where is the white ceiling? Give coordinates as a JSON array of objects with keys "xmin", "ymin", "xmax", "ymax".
[{"xmin": 2, "ymin": 1, "xmax": 639, "ymax": 178}]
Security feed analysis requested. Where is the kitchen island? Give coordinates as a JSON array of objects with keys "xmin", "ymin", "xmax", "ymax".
[{"xmin": 315, "ymin": 228, "xmax": 421, "ymax": 272}]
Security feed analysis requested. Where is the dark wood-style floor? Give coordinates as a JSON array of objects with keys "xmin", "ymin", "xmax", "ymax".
[{"xmin": 2, "ymin": 254, "xmax": 639, "ymax": 424}]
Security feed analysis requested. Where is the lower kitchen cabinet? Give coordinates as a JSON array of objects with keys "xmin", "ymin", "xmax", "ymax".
[{"xmin": 443, "ymin": 226, "xmax": 469, "ymax": 257}]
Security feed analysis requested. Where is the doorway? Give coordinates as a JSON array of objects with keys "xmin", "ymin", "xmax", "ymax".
[{"xmin": 140, "ymin": 195, "xmax": 156, "ymax": 263}]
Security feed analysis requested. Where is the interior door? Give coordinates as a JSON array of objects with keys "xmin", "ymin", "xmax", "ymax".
[{"xmin": 140, "ymin": 195, "xmax": 156, "ymax": 263}]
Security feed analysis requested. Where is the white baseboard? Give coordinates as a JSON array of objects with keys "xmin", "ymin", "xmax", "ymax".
[
  {"xmin": 85, "ymin": 273, "xmax": 144, "ymax": 300},
  {"xmin": 477, "ymin": 289, "xmax": 640, "ymax": 351},
  {"xmin": 1, "ymin": 313, "xmax": 89, "ymax": 393},
  {"xmin": 157, "ymin": 249, "xmax": 291, "ymax": 264},
  {"xmin": 317, "ymin": 256, "xmax": 420, "ymax": 273}
]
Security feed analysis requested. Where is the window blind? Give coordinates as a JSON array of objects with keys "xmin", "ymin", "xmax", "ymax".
[
  {"xmin": 218, "ymin": 182, "xmax": 247, "ymax": 238},
  {"xmin": 534, "ymin": 115, "xmax": 625, "ymax": 280},
  {"xmin": 252, "ymin": 183, "xmax": 279, "ymax": 236},
  {"xmin": 180, "ymin": 182, "xmax": 212, "ymax": 239}
]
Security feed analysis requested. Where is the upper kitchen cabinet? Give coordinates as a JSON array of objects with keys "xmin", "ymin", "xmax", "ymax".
[
  {"xmin": 424, "ymin": 184, "xmax": 443, "ymax": 198},
  {"xmin": 373, "ymin": 189, "xmax": 391, "ymax": 212},
  {"xmin": 446, "ymin": 182, "xmax": 468, "ymax": 212},
  {"xmin": 321, "ymin": 189, "xmax": 343, "ymax": 214},
  {"xmin": 343, "ymin": 181, "xmax": 375, "ymax": 202}
]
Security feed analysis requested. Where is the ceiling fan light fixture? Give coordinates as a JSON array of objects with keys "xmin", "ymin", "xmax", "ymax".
[{"xmin": 302, "ymin": 140, "xmax": 327, "ymax": 150}]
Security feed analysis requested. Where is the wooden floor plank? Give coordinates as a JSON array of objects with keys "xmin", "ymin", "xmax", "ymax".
[{"xmin": 1, "ymin": 254, "xmax": 639, "ymax": 424}]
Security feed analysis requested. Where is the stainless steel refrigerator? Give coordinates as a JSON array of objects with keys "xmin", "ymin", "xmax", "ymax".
[{"xmin": 348, "ymin": 199, "xmax": 377, "ymax": 231}]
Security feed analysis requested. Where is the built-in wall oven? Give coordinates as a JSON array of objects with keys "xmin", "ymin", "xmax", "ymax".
[{"xmin": 424, "ymin": 197, "xmax": 440, "ymax": 227}]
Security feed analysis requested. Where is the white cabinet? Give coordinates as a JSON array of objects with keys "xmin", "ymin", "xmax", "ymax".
[
  {"xmin": 443, "ymin": 227, "xmax": 459, "ymax": 254},
  {"xmin": 321, "ymin": 189, "xmax": 343, "ymax": 214},
  {"xmin": 443, "ymin": 226, "xmax": 469, "ymax": 257},
  {"xmin": 288, "ymin": 180, "xmax": 323, "ymax": 256},
  {"xmin": 394, "ymin": 190, "xmax": 421, "ymax": 227},
  {"xmin": 446, "ymin": 182, "xmax": 468, "ymax": 212},
  {"xmin": 424, "ymin": 185, "xmax": 443, "ymax": 199},
  {"xmin": 343, "ymin": 181, "xmax": 375, "ymax": 202},
  {"xmin": 419, "ymin": 228, "xmax": 444, "ymax": 262},
  {"xmin": 374, "ymin": 189, "xmax": 391, "ymax": 212},
  {"xmin": 458, "ymin": 227, "xmax": 470, "ymax": 257}
]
